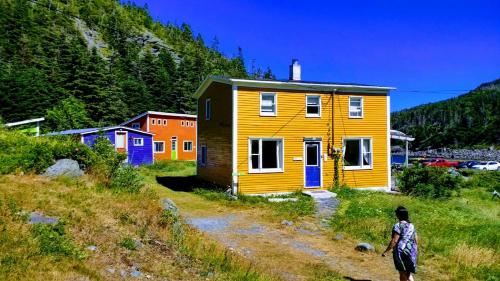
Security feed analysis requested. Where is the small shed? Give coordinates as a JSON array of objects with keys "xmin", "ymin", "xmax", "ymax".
[{"xmin": 46, "ymin": 126, "xmax": 154, "ymax": 166}]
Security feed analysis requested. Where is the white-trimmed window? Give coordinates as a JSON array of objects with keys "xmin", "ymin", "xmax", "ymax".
[
  {"xmin": 183, "ymin": 141, "xmax": 193, "ymax": 152},
  {"xmin": 349, "ymin": 97, "xmax": 363, "ymax": 118},
  {"xmin": 200, "ymin": 145, "xmax": 207, "ymax": 166},
  {"xmin": 205, "ymin": 99, "xmax": 211, "ymax": 120},
  {"xmin": 249, "ymin": 138, "xmax": 284, "ymax": 173},
  {"xmin": 151, "ymin": 119, "xmax": 156, "ymax": 125},
  {"xmin": 131, "ymin": 122, "xmax": 140, "ymax": 129},
  {"xmin": 154, "ymin": 141, "xmax": 165, "ymax": 153},
  {"xmin": 190, "ymin": 121, "xmax": 195, "ymax": 127},
  {"xmin": 343, "ymin": 138, "xmax": 372, "ymax": 170},
  {"xmin": 157, "ymin": 118, "xmax": 162, "ymax": 125},
  {"xmin": 260, "ymin": 93, "xmax": 277, "ymax": 116},
  {"xmin": 163, "ymin": 120, "xmax": 167, "ymax": 126},
  {"xmin": 306, "ymin": 95, "xmax": 321, "ymax": 117},
  {"xmin": 133, "ymin": 138, "xmax": 143, "ymax": 146},
  {"xmin": 181, "ymin": 121, "xmax": 185, "ymax": 127}
]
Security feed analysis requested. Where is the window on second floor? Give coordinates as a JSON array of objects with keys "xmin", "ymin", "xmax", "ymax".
[
  {"xmin": 260, "ymin": 93, "xmax": 277, "ymax": 116},
  {"xmin": 131, "ymin": 123, "xmax": 140, "ymax": 129},
  {"xmin": 349, "ymin": 97, "xmax": 363, "ymax": 118},
  {"xmin": 306, "ymin": 95, "xmax": 321, "ymax": 117},
  {"xmin": 163, "ymin": 120, "xmax": 167, "ymax": 126}
]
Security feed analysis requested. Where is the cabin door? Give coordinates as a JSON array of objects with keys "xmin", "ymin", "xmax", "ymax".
[
  {"xmin": 304, "ymin": 141, "xmax": 321, "ymax": 188},
  {"xmin": 115, "ymin": 132, "xmax": 127, "ymax": 154},
  {"xmin": 171, "ymin": 136, "xmax": 178, "ymax": 160}
]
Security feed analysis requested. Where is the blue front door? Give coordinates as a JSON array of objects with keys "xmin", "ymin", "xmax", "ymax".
[{"xmin": 305, "ymin": 142, "xmax": 321, "ymax": 188}]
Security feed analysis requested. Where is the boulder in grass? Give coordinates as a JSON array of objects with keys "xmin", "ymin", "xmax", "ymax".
[
  {"xmin": 28, "ymin": 211, "xmax": 59, "ymax": 225},
  {"xmin": 355, "ymin": 242, "xmax": 375, "ymax": 252},
  {"xmin": 43, "ymin": 159, "xmax": 83, "ymax": 178}
]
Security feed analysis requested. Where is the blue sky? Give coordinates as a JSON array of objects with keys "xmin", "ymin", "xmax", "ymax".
[{"xmin": 130, "ymin": 0, "xmax": 500, "ymax": 111}]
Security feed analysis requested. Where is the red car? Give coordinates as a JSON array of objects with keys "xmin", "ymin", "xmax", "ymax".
[{"xmin": 425, "ymin": 159, "xmax": 459, "ymax": 167}]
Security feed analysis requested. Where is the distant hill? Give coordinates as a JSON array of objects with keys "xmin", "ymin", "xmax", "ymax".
[
  {"xmin": 0, "ymin": 0, "xmax": 274, "ymax": 130},
  {"xmin": 391, "ymin": 79, "xmax": 500, "ymax": 150}
]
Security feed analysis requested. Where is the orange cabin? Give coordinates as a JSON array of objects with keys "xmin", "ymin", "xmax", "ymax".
[{"xmin": 122, "ymin": 111, "xmax": 197, "ymax": 161}]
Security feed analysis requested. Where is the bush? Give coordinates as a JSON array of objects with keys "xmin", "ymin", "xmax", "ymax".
[
  {"xmin": 466, "ymin": 171, "xmax": 500, "ymax": 191},
  {"xmin": 109, "ymin": 165, "xmax": 144, "ymax": 193},
  {"xmin": 397, "ymin": 165, "xmax": 462, "ymax": 198},
  {"xmin": 158, "ymin": 209, "xmax": 178, "ymax": 227},
  {"xmin": 31, "ymin": 223, "xmax": 84, "ymax": 259},
  {"xmin": 119, "ymin": 237, "xmax": 137, "ymax": 250}
]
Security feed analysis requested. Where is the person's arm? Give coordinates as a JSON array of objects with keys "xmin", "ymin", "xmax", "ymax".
[{"xmin": 382, "ymin": 231, "xmax": 400, "ymax": 257}]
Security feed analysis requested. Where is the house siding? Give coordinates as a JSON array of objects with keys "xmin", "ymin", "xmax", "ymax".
[
  {"xmin": 197, "ymin": 82, "xmax": 233, "ymax": 186},
  {"xmin": 82, "ymin": 129, "xmax": 153, "ymax": 166},
  {"xmin": 123, "ymin": 115, "xmax": 197, "ymax": 161},
  {"xmin": 235, "ymin": 87, "xmax": 389, "ymax": 194}
]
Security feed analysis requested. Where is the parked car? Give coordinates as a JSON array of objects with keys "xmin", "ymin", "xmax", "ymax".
[
  {"xmin": 457, "ymin": 161, "xmax": 481, "ymax": 169},
  {"xmin": 472, "ymin": 161, "xmax": 500, "ymax": 171},
  {"xmin": 425, "ymin": 158, "xmax": 459, "ymax": 167}
]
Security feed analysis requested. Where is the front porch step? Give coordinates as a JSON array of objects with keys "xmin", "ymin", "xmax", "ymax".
[{"xmin": 302, "ymin": 190, "xmax": 337, "ymax": 199}]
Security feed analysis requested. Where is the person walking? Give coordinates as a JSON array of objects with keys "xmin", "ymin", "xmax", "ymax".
[{"xmin": 382, "ymin": 206, "xmax": 418, "ymax": 281}]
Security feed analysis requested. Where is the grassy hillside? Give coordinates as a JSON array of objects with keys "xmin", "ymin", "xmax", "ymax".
[
  {"xmin": 0, "ymin": 0, "xmax": 274, "ymax": 131},
  {"xmin": 391, "ymin": 79, "xmax": 500, "ymax": 149}
]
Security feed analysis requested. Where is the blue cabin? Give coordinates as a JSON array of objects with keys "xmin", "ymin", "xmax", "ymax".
[{"xmin": 46, "ymin": 126, "xmax": 154, "ymax": 166}]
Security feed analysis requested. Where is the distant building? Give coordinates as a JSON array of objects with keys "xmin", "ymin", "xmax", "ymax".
[
  {"xmin": 45, "ymin": 126, "xmax": 154, "ymax": 166},
  {"xmin": 195, "ymin": 60, "xmax": 394, "ymax": 195},
  {"xmin": 5, "ymin": 117, "xmax": 45, "ymax": 136},
  {"xmin": 121, "ymin": 111, "xmax": 197, "ymax": 161}
]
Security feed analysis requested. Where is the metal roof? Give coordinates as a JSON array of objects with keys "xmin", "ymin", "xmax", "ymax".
[
  {"xmin": 45, "ymin": 126, "xmax": 154, "ymax": 136},
  {"xmin": 390, "ymin": 130, "xmax": 415, "ymax": 141},
  {"xmin": 5, "ymin": 117, "xmax": 45, "ymax": 127}
]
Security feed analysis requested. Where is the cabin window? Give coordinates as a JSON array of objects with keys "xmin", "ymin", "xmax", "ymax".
[
  {"xmin": 157, "ymin": 119, "xmax": 162, "ymax": 125},
  {"xmin": 131, "ymin": 123, "xmax": 140, "ymax": 129},
  {"xmin": 163, "ymin": 120, "xmax": 167, "ymax": 126},
  {"xmin": 183, "ymin": 141, "xmax": 193, "ymax": 152},
  {"xmin": 133, "ymin": 138, "xmax": 143, "ymax": 146},
  {"xmin": 151, "ymin": 119, "xmax": 156, "ymax": 125},
  {"xmin": 154, "ymin": 141, "xmax": 165, "ymax": 153},
  {"xmin": 349, "ymin": 97, "xmax": 363, "ymax": 118},
  {"xmin": 190, "ymin": 121, "xmax": 195, "ymax": 127},
  {"xmin": 200, "ymin": 145, "xmax": 207, "ymax": 166},
  {"xmin": 205, "ymin": 99, "xmax": 211, "ymax": 120},
  {"xmin": 249, "ymin": 138, "xmax": 283, "ymax": 173},
  {"xmin": 260, "ymin": 93, "xmax": 277, "ymax": 116},
  {"xmin": 343, "ymin": 138, "xmax": 372, "ymax": 169},
  {"xmin": 306, "ymin": 95, "xmax": 321, "ymax": 117}
]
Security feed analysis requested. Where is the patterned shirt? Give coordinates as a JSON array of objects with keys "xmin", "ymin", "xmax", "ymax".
[{"xmin": 393, "ymin": 221, "xmax": 418, "ymax": 263}]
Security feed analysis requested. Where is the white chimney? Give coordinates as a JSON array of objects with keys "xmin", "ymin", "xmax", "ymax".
[{"xmin": 289, "ymin": 59, "xmax": 301, "ymax": 81}]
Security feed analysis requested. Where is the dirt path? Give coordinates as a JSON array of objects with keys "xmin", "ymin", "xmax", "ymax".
[{"xmin": 150, "ymin": 183, "xmax": 397, "ymax": 280}]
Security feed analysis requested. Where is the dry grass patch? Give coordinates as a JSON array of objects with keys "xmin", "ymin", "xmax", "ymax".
[{"xmin": 451, "ymin": 243, "xmax": 496, "ymax": 268}]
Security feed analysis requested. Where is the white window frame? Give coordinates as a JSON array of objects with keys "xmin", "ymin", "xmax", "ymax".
[
  {"xmin": 248, "ymin": 138, "xmax": 284, "ymax": 173},
  {"xmin": 131, "ymin": 122, "xmax": 140, "ymax": 129},
  {"xmin": 190, "ymin": 121, "xmax": 195, "ymax": 127},
  {"xmin": 349, "ymin": 96, "xmax": 363, "ymax": 118},
  {"xmin": 306, "ymin": 95, "xmax": 321, "ymax": 117},
  {"xmin": 151, "ymin": 119, "xmax": 156, "ymax": 125},
  {"xmin": 181, "ymin": 121, "xmax": 185, "ymax": 127},
  {"xmin": 183, "ymin": 141, "xmax": 193, "ymax": 152},
  {"xmin": 200, "ymin": 145, "xmax": 207, "ymax": 166},
  {"xmin": 342, "ymin": 137, "xmax": 373, "ymax": 170},
  {"xmin": 260, "ymin": 92, "xmax": 277, "ymax": 116},
  {"xmin": 163, "ymin": 119, "xmax": 167, "ymax": 126},
  {"xmin": 205, "ymin": 98, "xmax": 211, "ymax": 120},
  {"xmin": 154, "ymin": 141, "xmax": 165, "ymax": 153},
  {"xmin": 133, "ymin": 138, "xmax": 143, "ymax": 146},
  {"xmin": 157, "ymin": 118, "xmax": 162, "ymax": 125}
]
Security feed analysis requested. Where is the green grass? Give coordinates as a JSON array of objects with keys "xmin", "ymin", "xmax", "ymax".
[
  {"xmin": 330, "ymin": 173, "xmax": 500, "ymax": 280},
  {"xmin": 194, "ymin": 189, "xmax": 316, "ymax": 220}
]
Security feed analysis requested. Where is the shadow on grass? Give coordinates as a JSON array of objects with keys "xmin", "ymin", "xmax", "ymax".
[{"xmin": 156, "ymin": 176, "xmax": 225, "ymax": 192}]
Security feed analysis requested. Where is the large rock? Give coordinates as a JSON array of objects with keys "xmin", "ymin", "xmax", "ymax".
[
  {"xmin": 43, "ymin": 159, "xmax": 84, "ymax": 178},
  {"xmin": 355, "ymin": 242, "xmax": 375, "ymax": 252}
]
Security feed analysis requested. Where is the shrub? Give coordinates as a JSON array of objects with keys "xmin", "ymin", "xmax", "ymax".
[
  {"xmin": 158, "ymin": 209, "xmax": 178, "ymax": 227},
  {"xmin": 119, "ymin": 237, "xmax": 137, "ymax": 250},
  {"xmin": 109, "ymin": 165, "xmax": 144, "ymax": 193},
  {"xmin": 31, "ymin": 222, "xmax": 84, "ymax": 259},
  {"xmin": 397, "ymin": 165, "xmax": 462, "ymax": 198},
  {"xmin": 466, "ymin": 171, "xmax": 500, "ymax": 191}
]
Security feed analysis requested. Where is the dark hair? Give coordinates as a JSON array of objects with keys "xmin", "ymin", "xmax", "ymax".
[{"xmin": 395, "ymin": 206, "xmax": 410, "ymax": 222}]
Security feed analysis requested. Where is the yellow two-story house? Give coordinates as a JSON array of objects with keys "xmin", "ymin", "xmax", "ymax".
[{"xmin": 196, "ymin": 60, "xmax": 394, "ymax": 195}]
